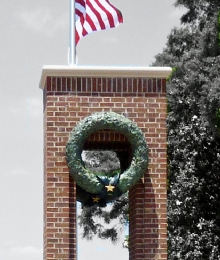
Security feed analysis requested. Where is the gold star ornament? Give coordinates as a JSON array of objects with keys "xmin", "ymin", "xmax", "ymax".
[
  {"xmin": 105, "ymin": 184, "xmax": 115, "ymax": 192},
  {"xmin": 92, "ymin": 197, "xmax": 100, "ymax": 203}
]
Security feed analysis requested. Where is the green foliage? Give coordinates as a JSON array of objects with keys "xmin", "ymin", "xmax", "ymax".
[
  {"xmin": 154, "ymin": 0, "xmax": 220, "ymax": 258},
  {"xmin": 66, "ymin": 111, "xmax": 148, "ymax": 197},
  {"xmin": 218, "ymin": 11, "xmax": 220, "ymax": 46},
  {"xmin": 166, "ymin": 67, "xmax": 177, "ymax": 82},
  {"xmin": 84, "ymin": 150, "xmax": 120, "ymax": 177},
  {"xmin": 167, "ymin": 117, "xmax": 220, "ymax": 259},
  {"xmin": 216, "ymin": 108, "xmax": 220, "ymax": 130},
  {"xmin": 123, "ymin": 235, "xmax": 129, "ymax": 249},
  {"xmin": 78, "ymin": 194, "xmax": 128, "ymax": 243},
  {"xmin": 78, "ymin": 150, "xmax": 129, "ymax": 241},
  {"xmin": 175, "ymin": 0, "xmax": 220, "ymax": 26}
]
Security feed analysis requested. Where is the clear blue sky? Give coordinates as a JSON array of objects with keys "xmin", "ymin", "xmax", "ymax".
[{"xmin": 0, "ymin": 0, "xmax": 185, "ymax": 259}]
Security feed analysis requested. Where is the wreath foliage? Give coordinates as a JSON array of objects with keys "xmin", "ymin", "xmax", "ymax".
[{"xmin": 66, "ymin": 112, "xmax": 148, "ymax": 205}]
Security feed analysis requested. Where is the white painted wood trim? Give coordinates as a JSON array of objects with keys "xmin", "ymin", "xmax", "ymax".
[{"xmin": 39, "ymin": 65, "xmax": 172, "ymax": 89}]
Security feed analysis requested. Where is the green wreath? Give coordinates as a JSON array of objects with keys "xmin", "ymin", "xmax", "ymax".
[{"xmin": 66, "ymin": 112, "xmax": 148, "ymax": 205}]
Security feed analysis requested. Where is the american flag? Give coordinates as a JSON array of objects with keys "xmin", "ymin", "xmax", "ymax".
[{"xmin": 75, "ymin": 0, "xmax": 123, "ymax": 44}]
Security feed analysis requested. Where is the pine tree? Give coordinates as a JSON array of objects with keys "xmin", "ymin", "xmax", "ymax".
[
  {"xmin": 78, "ymin": 150, "xmax": 128, "ymax": 242},
  {"xmin": 78, "ymin": 193, "xmax": 128, "ymax": 243}
]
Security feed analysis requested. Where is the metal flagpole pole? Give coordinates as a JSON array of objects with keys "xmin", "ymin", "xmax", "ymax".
[{"xmin": 69, "ymin": 0, "xmax": 76, "ymax": 65}]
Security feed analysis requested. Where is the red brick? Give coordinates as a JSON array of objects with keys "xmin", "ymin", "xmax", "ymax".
[{"xmin": 43, "ymin": 74, "xmax": 168, "ymax": 260}]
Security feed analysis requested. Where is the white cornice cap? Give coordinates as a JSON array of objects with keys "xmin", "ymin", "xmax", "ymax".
[{"xmin": 39, "ymin": 65, "xmax": 172, "ymax": 89}]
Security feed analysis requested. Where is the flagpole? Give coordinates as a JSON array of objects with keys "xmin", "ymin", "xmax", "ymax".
[{"xmin": 69, "ymin": 0, "xmax": 76, "ymax": 66}]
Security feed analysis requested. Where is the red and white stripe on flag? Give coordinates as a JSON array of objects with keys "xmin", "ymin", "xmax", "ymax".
[{"xmin": 75, "ymin": 0, "xmax": 123, "ymax": 44}]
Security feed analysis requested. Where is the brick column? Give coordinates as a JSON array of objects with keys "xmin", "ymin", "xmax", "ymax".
[{"xmin": 40, "ymin": 66, "xmax": 171, "ymax": 260}]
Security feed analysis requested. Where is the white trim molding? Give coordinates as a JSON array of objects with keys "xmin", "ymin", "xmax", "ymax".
[{"xmin": 39, "ymin": 65, "xmax": 172, "ymax": 89}]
